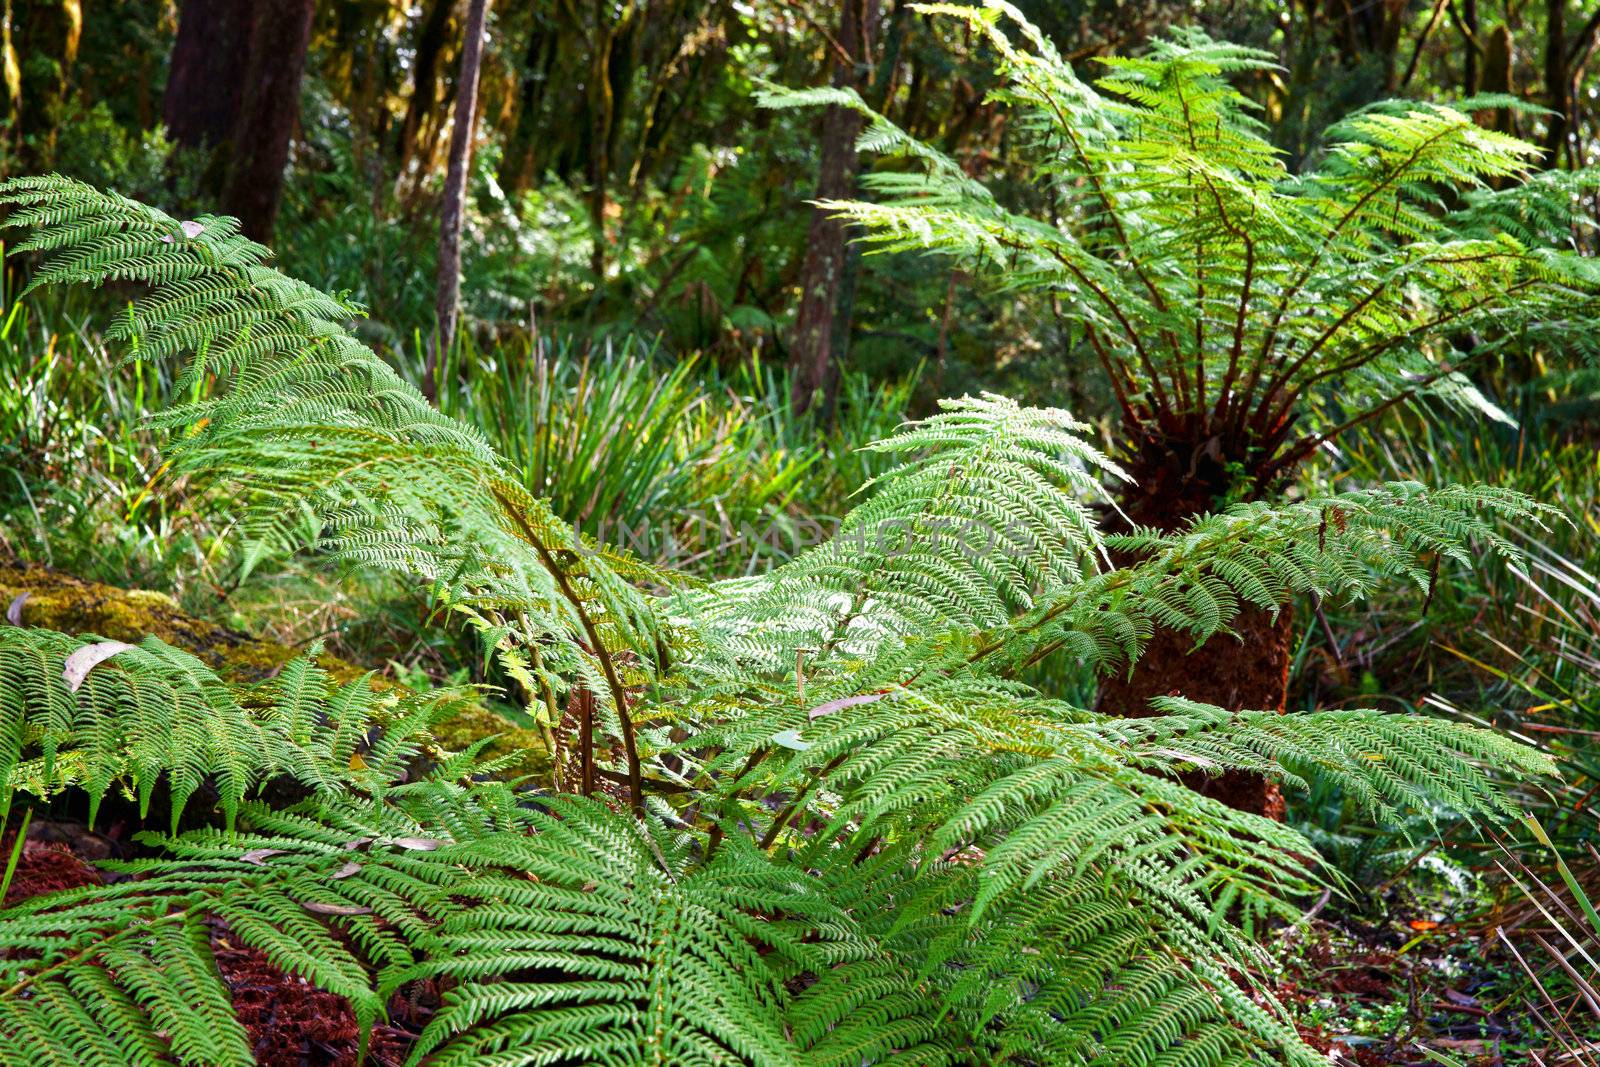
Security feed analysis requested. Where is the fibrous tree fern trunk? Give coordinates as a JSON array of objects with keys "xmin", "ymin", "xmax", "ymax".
[
  {"xmin": 163, "ymin": 0, "xmax": 314, "ymax": 242},
  {"xmin": 1097, "ymin": 600, "xmax": 1295, "ymax": 818},
  {"xmin": 1096, "ymin": 453, "xmax": 1298, "ymax": 818}
]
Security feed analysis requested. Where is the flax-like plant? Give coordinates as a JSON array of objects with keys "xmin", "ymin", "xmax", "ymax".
[{"xmin": 0, "ymin": 176, "xmax": 1564, "ymax": 1065}]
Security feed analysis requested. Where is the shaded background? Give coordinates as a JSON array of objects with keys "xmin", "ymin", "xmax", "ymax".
[{"xmin": 7, "ymin": 0, "xmax": 1600, "ymax": 404}]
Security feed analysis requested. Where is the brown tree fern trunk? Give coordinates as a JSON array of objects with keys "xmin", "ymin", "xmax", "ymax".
[
  {"xmin": 1095, "ymin": 445, "xmax": 1299, "ymax": 819},
  {"xmin": 1095, "ymin": 606, "xmax": 1294, "ymax": 819},
  {"xmin": 162, "ymin": 0, "xmax": 252, "ymax": 186},
  {"xmin": 1545, "ymin": 0, "xmax": 1572, "ymax": 168}
]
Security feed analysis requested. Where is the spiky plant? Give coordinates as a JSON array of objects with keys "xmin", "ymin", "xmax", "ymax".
[
  {"xmin": 0, "ymin": 176, "xmax": 1563, "ymax": 1064},
  {"xmin": 758, "ymin": 1, "xmax": 1600, "ymax": 792}
]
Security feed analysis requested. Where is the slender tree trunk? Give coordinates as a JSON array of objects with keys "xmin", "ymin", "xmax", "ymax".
[
  {"xmin": 789, "ymin": 0, "xmax": 879, "ymax": 417},
  {"xmin": 588, "ymin": 18, "xmax": 617, "ymax": 282},
  {"xmin": 1545, "ymin": 0, "xmax": 1572, "ymax": 168},
  {"xmin": 397, "ymin": 0, "xmax": 457, "ymax": 170},
  {"xmin": 426, "ymin": 0, "xmax": 491, "ymax": 402},
  {"xmin": 586, "ymin": 5, "xmax": 638, "ymax": 283}
]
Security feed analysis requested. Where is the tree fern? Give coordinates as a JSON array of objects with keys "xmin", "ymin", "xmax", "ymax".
[
  {"xmin": 0, "ymin": 176, "xmax": 1565, "ymax": 1064},
  {"xmin": 759, "ymin": 2, "xmax": 1600, "ymax": 513}
]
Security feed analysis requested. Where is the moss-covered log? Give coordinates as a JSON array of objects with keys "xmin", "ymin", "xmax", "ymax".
[{"xmin": 0, "ymin": 561, "xmax": 549, "ymax": 777}]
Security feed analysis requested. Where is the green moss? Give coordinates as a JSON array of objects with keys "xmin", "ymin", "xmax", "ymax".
[
  {"xmin": 2, "ymin": 562, "xmax": 546, "ymax": 779},
  {"xmin": 1, "ymin": 563, "xmax": 306, "ymax": 681},
  {"xmin": 432, "ymin": 702, "xmax": 551, "ymax": 782}
]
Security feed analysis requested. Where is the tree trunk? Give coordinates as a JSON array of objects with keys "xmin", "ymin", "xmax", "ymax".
[
  {"xmin": 586, "ymin": 8, "xmax": 640, "ymax": 283},
  {"xmin": 1094, "ymin": 448, "xmax": 1298, "ymax": 819},
  {"xmin": 426, "ymin": 0, "xmax": 491, "ymax": 402},
  {"xmin": 1545, "ymin": 0, "xmax": 1572, "ymax": 168},
  {"xmin": 788, "ymin": 0, "xmax": 879, "ymax": 417},
  {"xmin": 164, "ymin": 0, "xmax": 315, "ymax": 243},
  {"xmin": 501, "ymin": 14, "xmax": 554, "ymax": 195},
  {"xmin": 1095, "ymin": 606, "xmax": 1294, "ymax": 820},
  {"xmin": 222, "ymin": 0, "xmax": 316, "ymax": 242},
  {"xmin": 1460, "ymin": 0, "xmax": 1479, "ymax": 94},
  {"xmin": 162, "ymin": 0, "xmax": 253, "ymax": 186},
  {"xmin": 396, "ymin": 0, "xmax": 457, "ymax": 171},
  {"xmin": 1478, "ymin": 25, "xmax": 1517, "ymax": 136},
  {"xmin": 8, "ymin": 0, "xmax": 82, "ymax": 166},
  {"xmin": 587, "ymin": 18, "xmax": 618, "ymax": 283}
]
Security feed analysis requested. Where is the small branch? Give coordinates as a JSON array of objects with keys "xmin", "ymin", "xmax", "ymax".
[
  {"xmin": 1399, "ymin": 0, "xmax": 1450, "ymax": 92},
  {"xmin": 759, "ymin": 753, "xmax": 848, "ymax": 851}
]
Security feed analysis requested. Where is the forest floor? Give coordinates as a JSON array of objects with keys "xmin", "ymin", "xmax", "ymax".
[
  {"xmin": 5, "ymin": 819, "xmax": 430, "ymax": 1065},
  {"xmin": 1280, "ymin": 894, "xmax": 1583, "ymax": 1065},
  {"xmin": 2, "ymin": 812, "xmax": 1572, "ymax": 1066},
  {"xmin": 0, "ymin": 561, "xmax": 1588, "ymax": 1066}
]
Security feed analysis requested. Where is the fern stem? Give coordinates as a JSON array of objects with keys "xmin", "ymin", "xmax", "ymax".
[
  {"xmin": 523, "ymin": 633, "xmax": 565, "ymax": 794},
  {"xmin": 578, "ymin": 685, "xmax": 596, "ymax": 797},
  {"xmin": 1244, "ymin": 121, "xmax": 1464, "ymax": 416},
  {"xmin": 759, "ymin": 753, "xmax": 848, "ymax": 851},
  {"xmin": 492, "ymin": 486, "xmax": 644, "ymax": 815}
]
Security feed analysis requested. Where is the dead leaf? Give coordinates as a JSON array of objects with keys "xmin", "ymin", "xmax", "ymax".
[
  {"xmin": 301, "ymin": 900, "xmax": 372, "ymax": 916},
  {"xmin": 330, "ymin": 862, "xmax": 362, "ymax": 880},
  {"xmin": 6, "ymin": 592, "xmax": 27, "ymax": 626},
  {"xmin": 387, "ymin": 837, "xmax": 442, "ymax": 852},
  {"xmin": 808, "ymin": 692, "xmax": 888, "ymax": 721},
  {"xmin": 341, "ymin": 837, "xmax": 372, "ymax": 851},
  {"xmin": 62, "ymin": 641, "xmax": 136, "ymax": 692},
  {"xmin": 241, "ymin": 848, "xmax": 288, "ymax": 866}
]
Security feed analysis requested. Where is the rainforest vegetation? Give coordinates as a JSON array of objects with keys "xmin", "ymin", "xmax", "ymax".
[{"xmin": 3, "ymin": 1, "xmax": 1600, "ymax": 1064}]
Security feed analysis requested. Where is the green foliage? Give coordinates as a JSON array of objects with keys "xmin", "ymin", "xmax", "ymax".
[
  {"xmin": 762, "ymin": 1, "xmax": 1600, "ymax": 502},
  {"xmin": 0, "ymin": 175, "xmax": 1563, "ymax": 1065},
  {"xmin": 422, "ymin": 334, "xmax": 910, "ymax": 575},
  {"xmin": 0, "ymin": 629, "xmax": 453, "ymax": 831},
  {"xmin": 0, "ymin": 701, "xmax": 522, "ymax": 1065}
]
